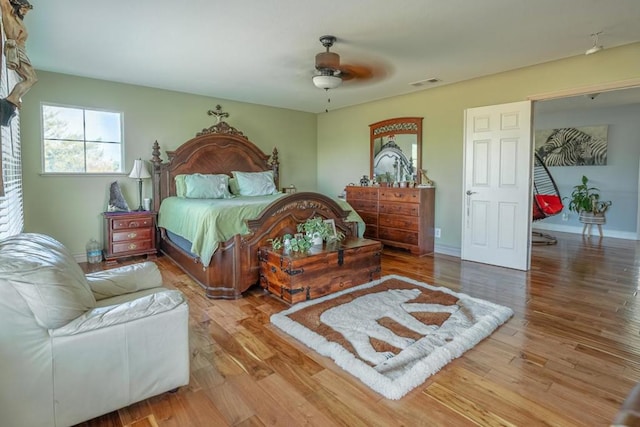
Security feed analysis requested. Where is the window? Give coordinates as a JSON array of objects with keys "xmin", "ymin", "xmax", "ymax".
[{"xmin": 42, "ymin": 104, "xmax": 123, "ymax": 173}]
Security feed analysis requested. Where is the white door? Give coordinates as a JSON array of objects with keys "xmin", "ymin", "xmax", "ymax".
[{"xmin": 461, "ymin": 101, "xmax": 532, "ymax": 270}]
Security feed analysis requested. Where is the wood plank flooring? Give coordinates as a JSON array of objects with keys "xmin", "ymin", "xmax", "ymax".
[{"xmin": 76, "ymin": 232, "xmax": 640, "ymax": 426}]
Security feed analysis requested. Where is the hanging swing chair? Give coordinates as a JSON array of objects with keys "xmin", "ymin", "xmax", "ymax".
[{"xmin": 532, "ymin": 152, "xmax": 564, "ymax": 245}]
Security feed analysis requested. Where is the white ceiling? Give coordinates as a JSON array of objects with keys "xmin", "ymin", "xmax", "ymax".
[{"xmin": 26, "ymin": 0, "xmax": 640, "ymax": 114}]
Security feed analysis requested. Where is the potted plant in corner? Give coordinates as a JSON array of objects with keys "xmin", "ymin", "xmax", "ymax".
[{"xmin": 566, "ymin": 175, "xmax": 612, "ymax": 226}]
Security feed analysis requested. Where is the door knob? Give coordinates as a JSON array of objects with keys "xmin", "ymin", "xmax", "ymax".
[{"xmin": 466, "ymin": 190, "xmax": 477, "ymax": 196}]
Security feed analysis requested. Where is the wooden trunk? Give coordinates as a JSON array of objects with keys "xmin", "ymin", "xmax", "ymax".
[{"xmin": 259, "ymin": 238, "xmax": 382, "ymax": 304}]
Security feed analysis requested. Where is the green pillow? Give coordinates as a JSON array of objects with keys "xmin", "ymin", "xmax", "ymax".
[
  {"xmin": 229, "ymin": 177, "xmax": 240, "ymax": 195},
  {"xmin": 175, "ymin": 174, "xmax": 188, "ymax": 197},
  {"xmin": 232, "ymin": 170, "xmax": 279, "ymax": 196},
  {"xmin": 184, "ymin": 173, "xmax": 232, "ymax": 199}
]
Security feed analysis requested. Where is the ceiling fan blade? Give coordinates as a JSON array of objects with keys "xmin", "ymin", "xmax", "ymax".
[{"xmin": 338, "ymin": 64, "xmax": 373, "ymax": 81}]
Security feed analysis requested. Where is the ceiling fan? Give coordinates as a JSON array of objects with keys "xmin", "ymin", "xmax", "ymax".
[{"xmin": 312, "ymin": 35, "xmax": 376, "ymax": 90}]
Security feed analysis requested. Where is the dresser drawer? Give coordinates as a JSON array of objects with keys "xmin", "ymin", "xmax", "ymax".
[
  {"xmin": 379, "ymin": 227, "xmax": 418, "ymax": 245},
  {"xmin": 379, "ymin": 189, "xmax": 420, "ymax": 203},
  {"xmin": 111, "ymin": 216, "xmax": 154, "ymax": 230},
  {"xmin": 358, "ymin": 211, "xmax": 378, "ymax": 226},
  {"xmin": 112, "ymin": 228, "xmax": 153, "ymax": 242},
  {"xmin": 348, "ymin": 199, "xmax": 378, "ymax": 213},
  {"xmin": 379, "ymin": 214, "xmax": 419, "ymax": 231},
  {"xmin": 379, "ymin": 201, "xmax": 419, "ymax": 216},
  {"xmin": 112, "ymin": 239, "xmax": 154, "ymax": 255},
  {"xmin": 346, "ymin": 187, "xmax": 378, "ymax": 200}
]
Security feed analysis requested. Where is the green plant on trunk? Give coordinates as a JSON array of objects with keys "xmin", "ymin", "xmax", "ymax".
[
  {"xmin": 566, "ymin": 175, "xmax": 612, "ymax": 215},
  {"xmin": 268, "ymin": 233, "xmax": 313, "ymax": 253},
  {"xmin": 297, "ymin": 216, "xmax": 345, "ymax": 242}
]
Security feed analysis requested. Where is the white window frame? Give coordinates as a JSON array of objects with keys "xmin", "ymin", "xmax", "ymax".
[{"xmin": 40, "ymin": 102, "xmax": 125, "ymax": 175}]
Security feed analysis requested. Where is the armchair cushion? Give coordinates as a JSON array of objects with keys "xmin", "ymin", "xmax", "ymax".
[
  {"xmin": 0, "ymin": 233, "xmax": 95, "ymax": 329},
  {"xmin": 86, "ymin": 261, "xmax": 163, "ymax": 300},
  {"xmin": 51, "ymin": 289, "xmax": 185, "ymax": 336}
]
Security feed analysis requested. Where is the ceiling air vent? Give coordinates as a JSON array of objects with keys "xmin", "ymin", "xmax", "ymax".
[{"xmin": 409, "ymin": 77, "xmax": 441, "ymax": 87}]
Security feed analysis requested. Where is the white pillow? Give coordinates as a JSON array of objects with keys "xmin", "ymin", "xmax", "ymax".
[
  {"xmin": 184, "ymin": 173, "xmax": 232, "ymax": 199},
  {"xmin": 232, "ymin": 170, "xmax": 279, "ymax": 196}
]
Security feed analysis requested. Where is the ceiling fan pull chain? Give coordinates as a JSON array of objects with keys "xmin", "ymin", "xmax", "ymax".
[{"xmin": 325, "ymin": 88, "xmax": 331, "ymax": 113}]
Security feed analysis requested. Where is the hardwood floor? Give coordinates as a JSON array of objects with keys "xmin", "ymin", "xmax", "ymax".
[{"xmin": 76, "ymin": 231, "xmax": 640, "ymax": 426}]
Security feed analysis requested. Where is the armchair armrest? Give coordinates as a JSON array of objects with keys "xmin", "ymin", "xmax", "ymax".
[
  {"xmin": 85, "ymin": 261, "xmax": 163, "ymax": 300},
  {"xmin": 50, "ymin": 290, "xmax": 185, "ymax": 336}
]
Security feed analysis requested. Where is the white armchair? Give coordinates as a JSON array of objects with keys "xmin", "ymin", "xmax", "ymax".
[{"xmin": 0, "ymin": 233, "xmax": 189, "ymax": 427}]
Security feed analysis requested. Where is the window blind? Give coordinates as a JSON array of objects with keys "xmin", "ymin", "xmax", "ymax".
[{"xmin": 0, "ymin": 31, "xmax": 24, "ymax": 240}]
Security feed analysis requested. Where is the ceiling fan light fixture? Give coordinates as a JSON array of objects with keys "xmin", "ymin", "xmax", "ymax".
[{"xmin": 313, "ymin": 74, "xmax": 342, "ymax": 90}]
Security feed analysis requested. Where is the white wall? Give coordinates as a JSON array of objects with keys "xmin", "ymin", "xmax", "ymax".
[{"xmin": 533, "ymin": 102, "xmax": 640, "ymax": 238}]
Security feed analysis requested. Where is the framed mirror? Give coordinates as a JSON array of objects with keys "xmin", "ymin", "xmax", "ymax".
[{"xmin": 369, "ymin": 117, "xmax": 423, "ymax": 184}]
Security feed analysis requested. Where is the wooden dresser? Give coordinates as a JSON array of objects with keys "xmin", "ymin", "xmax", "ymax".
[
  {"xmin": 346, "ymin": 186, "xmax": 435, "ymax": 255},
  {"xmin": 103, "ymin": 211, "xmax": 157, "ymax": 264}
]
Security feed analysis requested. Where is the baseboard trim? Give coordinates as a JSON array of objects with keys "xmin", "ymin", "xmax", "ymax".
[
  {"xmin": 434, "ymin": 243, "xmax": 461, "ymax": 257},
  {"xmin": 533, "ymin": 223, "xmax": 638, "ymax": 241}
]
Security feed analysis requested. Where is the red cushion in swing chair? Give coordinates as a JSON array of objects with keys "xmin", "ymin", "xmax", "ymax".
[{"xmin": 534, "ymin": 194, "xmax": 563, "ymax": 216}]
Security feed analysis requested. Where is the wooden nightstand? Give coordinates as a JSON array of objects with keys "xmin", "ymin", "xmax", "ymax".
[{"xmin": 103, "ymin": 211, "xmax": 157, "ymax": 264}]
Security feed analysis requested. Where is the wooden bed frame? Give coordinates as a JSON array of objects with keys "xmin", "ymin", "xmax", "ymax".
[{"xmin": 150, "ymin": 120, "xmax": 358, "ymax": 299}]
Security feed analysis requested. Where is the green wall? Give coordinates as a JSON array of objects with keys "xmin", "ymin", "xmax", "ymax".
[
  {"xmin": 19, "ymin": 42, "xmax": 640, "ymax": 257},
  {"xmin": 316, "ymin": 42, "xmax": 640, "ymax": 251},
  {"xmin": 20, "ymin": 72, "xmax": 317, "ymax": 257}
]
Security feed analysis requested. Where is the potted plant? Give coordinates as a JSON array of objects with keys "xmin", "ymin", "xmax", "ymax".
[
  {"xmin": 297, "ymin": 216, "xmax": 342, "ymax": 246},
  {"xmin": 268, "ymin": 233, "xmax": 313, "ymax": 254},
  {"xmin": 566, "ymin": 175, "xmax": 612, "ymax": 224}
]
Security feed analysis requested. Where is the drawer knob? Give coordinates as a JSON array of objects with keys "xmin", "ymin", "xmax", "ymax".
[
  {"xmin": 127, "ymin": 232, "xmax": 137, "ymax": 238},
  {"xmin": 128, "ymin": 243, "xmax": 137, "ymax": 250},
  {"xmin": 128, "ymin": 221, "xmax": 139, "ymax": 227}
]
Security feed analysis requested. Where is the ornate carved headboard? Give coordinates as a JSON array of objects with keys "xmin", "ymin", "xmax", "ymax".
[{"xmin": 150, "ymin": 120, "xmax": 279, "ymax": 212}]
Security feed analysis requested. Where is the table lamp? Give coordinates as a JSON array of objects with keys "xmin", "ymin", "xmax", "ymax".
[{"xmin": 128, "ymin": 158, "xmax": 151, "ymax": 211}]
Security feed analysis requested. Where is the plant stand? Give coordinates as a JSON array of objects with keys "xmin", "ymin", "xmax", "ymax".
[{"xmin": 579, "ymin": 212, "xmax": 606, "ymax": 237}]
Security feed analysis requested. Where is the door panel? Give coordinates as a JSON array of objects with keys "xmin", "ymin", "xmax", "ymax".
[{"xmin": 462, "ymin": 101, "xmax": 532, "ymax": 270}]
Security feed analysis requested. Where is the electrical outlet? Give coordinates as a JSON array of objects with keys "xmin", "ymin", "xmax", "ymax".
[
  {"xmin": 562, "ymin": 212, "xmax": 569, "ymax": 221},
  {"xmin": 435, "ymin": 227, "xmax": 441, "ymax": 238}
]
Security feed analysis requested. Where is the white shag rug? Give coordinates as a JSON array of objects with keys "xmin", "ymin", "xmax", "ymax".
[{"xmin": 270, "ymin": 274, "xmax": 513, "ymax": 400}]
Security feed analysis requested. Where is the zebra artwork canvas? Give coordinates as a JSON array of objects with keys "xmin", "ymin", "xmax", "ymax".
[{"xmin": 535, "ymin": 125, "xmax": 608, "ymax": 166}]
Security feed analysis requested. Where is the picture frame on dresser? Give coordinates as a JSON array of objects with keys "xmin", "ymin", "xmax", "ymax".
[{"xmin": 323, "ymin": 219, "xmax": 337, "ymax": 240}]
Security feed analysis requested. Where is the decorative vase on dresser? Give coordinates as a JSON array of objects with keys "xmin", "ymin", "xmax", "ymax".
[{"xmin": 346, "ymin": 186, "xmax": 435, "ymax": 256}]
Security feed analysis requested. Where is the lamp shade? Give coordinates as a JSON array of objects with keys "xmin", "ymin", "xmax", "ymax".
[
  {"xmin": 128, "ymin": 159, "xmax": 151, "ymax": 179},
  {"xmin": 313, "ymin": 74, "xmax": 342, "ymax": 90}
]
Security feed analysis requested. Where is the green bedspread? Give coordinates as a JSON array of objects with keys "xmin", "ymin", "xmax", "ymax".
[{"xmin": 158, "ymin": 194, "xmax": 364, "ymax": 265}]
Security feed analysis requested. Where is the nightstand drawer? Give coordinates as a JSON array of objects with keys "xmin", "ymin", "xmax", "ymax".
[
  {"xmin": 112, "ymin": 228, "xmax": 153, "ymax": 242},
  {"xmin": 103, "ymin": 211, "xmax": 157, "ymax": 264},
  {"xmin": 111, "ymin": 217, "xmax": 154, "ymax": 230},
  {"xmin": 112, "ymin": 239, "xmax": 154, "ymax": 254}
]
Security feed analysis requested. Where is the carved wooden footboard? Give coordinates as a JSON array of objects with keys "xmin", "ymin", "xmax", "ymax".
[{"xmin": 160, "ymin": 192, "xmax": 357, "ymax": 299}]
